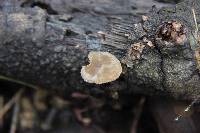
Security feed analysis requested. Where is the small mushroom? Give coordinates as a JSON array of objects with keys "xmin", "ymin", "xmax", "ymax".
[{"xmin": 81, "ymin": 51, "xmax": 122, "ymax": 84}]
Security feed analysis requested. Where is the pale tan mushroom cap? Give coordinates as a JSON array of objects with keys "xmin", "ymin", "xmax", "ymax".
[{"xmin": 81, "ymin": 51, "xmax": 122, "ymax": 84}]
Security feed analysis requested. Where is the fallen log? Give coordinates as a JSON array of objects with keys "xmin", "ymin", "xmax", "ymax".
[{"xmin": 0, "ymin": 0, "xmax": 199, "ymax": 100}]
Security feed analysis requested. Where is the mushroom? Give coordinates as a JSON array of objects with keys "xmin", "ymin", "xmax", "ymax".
[{"xmin": 81, "ymin": 51, "xmax": 122, "ymax": 84}]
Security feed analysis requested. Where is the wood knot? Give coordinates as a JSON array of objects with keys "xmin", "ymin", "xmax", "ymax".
[{"xmin": 157, "ymin": 20, "xmax": 187, "ymax": 44}]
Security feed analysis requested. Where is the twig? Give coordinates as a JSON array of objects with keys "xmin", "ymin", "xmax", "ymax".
[
  {"xmin": 0, "ymin": 75, "xmax": 38, "ymax": 90},
  {"xmin": 192, "ymin": 8, "xmax": 198, "ymax": 36},
  {"xmin": 174, "ymin": 98, "xmax": 198, "ymax": 121},
  {"xmin": 10, "ymin": 98, "xmax": 20, "ymax": 133},
  {"xmin": 130, "ymin": 97, "xmax": 146, "ymax": 133},
  {"xmin": 0, "ymin": 89, "xmax": 23, "ymax": 120},
  {"xmin": 0, "ymin": 96, "xmax": 4, "ymax": 128},
  {"xmin": 41, "ymin": 108, "xmax": 57, "ymax": 130},
  {"xmin": 192, "ymin": 1, "xmax": 199, "ymax": 38}
]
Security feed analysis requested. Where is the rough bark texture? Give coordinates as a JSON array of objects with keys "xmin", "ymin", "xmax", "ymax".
[{"xmin": 0, "ymin": 0, "xmax": 199, "ymax": 100}]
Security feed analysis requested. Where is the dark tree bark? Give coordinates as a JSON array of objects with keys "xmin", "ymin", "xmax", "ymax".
[{"xmin": 0, "ymin": 0, "xmax": 199, "ymax": 100}]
